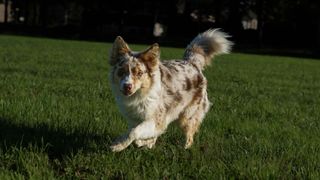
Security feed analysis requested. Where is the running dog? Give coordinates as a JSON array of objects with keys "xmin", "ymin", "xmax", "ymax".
[{"xmin": 109, "ymin": 29, "xmax": 232, "ymax": 152}]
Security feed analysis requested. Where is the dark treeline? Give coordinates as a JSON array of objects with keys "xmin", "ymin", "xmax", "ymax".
[{"xmin": 1, "ymin": 0, "xmax": 319, "ymax": 54}]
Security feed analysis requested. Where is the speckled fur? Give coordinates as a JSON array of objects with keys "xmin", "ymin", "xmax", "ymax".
[{"xmin": 109, "ymin": 29, "xmax": 232, "ymax": 152}]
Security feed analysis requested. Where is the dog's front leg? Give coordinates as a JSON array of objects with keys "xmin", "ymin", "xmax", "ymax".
[
  {"xmin": 110, "ymin": 132, "xmax": 134, "ymax": 152},
  {"xmin": 135, "ymin": 137, "xmax": 157, "ymax": 149},
  {"xmin": 110, "ymin": 120, "xmax": 163, "ymax": 152}
]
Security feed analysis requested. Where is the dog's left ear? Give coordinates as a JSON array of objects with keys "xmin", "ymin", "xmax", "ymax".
[
  {"xmin": 110, "ymin": 36, "xmax": 131, "ymax": 66},
  {"xmin": 139, "ymin": 43, "xmax": 160, "ymax": 72}
]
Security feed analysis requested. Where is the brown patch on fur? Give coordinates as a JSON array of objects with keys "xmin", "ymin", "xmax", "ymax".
[
  {"xmin": 138, "ymin": 44, "xmax": 159, "ymax": 72},
  {"xmin": 166, "ymin": 72, "xmax": 172, "ymax": 81},
  {"xmin": 177, "ymin": 63, "xmax": 185, "ymax": 69},
  {"xmin": 189, "ymin": 62, "xmax": 200, "ymax": 72},
  {"xmin": 185, "ymin": 78, "xmax": 192, "ymax": 91},
  {"xmin": 190, "ymin": 44, "xmax": 212, "ymax": 65},
  {"xmin": 183, "ymin": 74, "xmax": 204, "ymax": 91},
  {"xmin": 165, "ymin": 92, "xmax": 183, "ymax": 112},
  {"xmin": 171, "ymin": 66, "xmax": 180, "ymax": 72},
  {"xmin": 163, "ymin": 89, "xmax": 183, "ymax": 112},
  {"xmin": 159, "ymin": 66, "xmax": 173, "ymax": 85},
  {"xmin": 159, "ymin": 65, "xmax": 173, "ymax": 89},
  {"xmin": 166, "ymin": 89, "xmax": 174, "ymax": 96},
  {"xmin": 192, "ymin": 89, "xmax": 203, "ymax": 105},
  {"xmin": 193, "ymin": 75, "xmax": 204, "ymax": 88},
  {"xmin": 131, "ymin": 64, "xmax": 143, "ymax": 78},
  {"xmin": 139, "ymin": 72, "xmax": 153, "ymax": 96},
  {"xmin": 191, "ymin": 76, "xmax": 206, "ymax": 105},
  {"xmin": 118, "ymin": 47, "xmax": 130, "ymax": 55},
  {"xmin": 174, "ymin": 92, "xmax": 183, "ymax": 102}
]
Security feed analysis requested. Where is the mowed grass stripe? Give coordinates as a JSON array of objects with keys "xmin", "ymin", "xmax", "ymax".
[{"xmin": 0, "ymin": 35, "xmax": 319, "ymax": 179}]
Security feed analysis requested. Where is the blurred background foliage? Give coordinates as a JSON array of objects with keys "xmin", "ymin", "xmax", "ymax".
[{"xmin": 0, "ymin": 0, "xmax": 319, "ymax": 55}]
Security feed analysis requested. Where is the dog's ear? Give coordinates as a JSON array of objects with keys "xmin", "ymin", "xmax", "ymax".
[
  {"xmin": 139, "ymin": 43, "xmax": 160, "ymax": 72},
  {"xmin": 110, "ymin": 36, "xmax": 131, "ymax": 66}
]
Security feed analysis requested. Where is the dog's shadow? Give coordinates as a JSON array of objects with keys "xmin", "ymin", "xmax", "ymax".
[{"xmin": 0, "ymin": 117, "xmax": 113, "ymax": 159}]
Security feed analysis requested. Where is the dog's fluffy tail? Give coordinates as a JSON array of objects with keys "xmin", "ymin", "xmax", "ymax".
[{"xmin": 183, "ymin": 29, "xmax": 233, "ymax": 69}]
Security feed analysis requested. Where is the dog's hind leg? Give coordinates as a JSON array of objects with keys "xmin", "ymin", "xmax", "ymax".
[
  {"xmin": 179, "ymin": 116, "xmax": 202, "ymax": 149},
  {"xmin": 179, "ymin": 95, "xmax": 210, "ymax": 149}
]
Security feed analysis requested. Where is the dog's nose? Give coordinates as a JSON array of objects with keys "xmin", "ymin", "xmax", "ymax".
[{"xmin": 124, "ymin": 83, "xmax": 133, "ymax": 91}]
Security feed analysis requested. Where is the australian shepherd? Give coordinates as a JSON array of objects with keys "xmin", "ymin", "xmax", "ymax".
[{"xmin": 109, "ymin": 29, "xmax": 232, "ymax": 152}]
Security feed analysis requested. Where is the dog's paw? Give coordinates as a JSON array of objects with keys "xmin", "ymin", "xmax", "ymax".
[
  {"xmin": 146, "ymin": 142, "xmax": 156, "ymax": 149},
  {"xmin": 110, "ymin": 143, "xmax": 126, "ymax": 152},
  {"xmin": 135, "ymin": 138, "xmax": 157, "ymax": 149},
  {"xmin": 184, "ymin": 139, "xmax": 194, "ymax": 149},
  {"xmin": 134, "ymin": 140, "xmax": 145, "ymax": 147},
  {"xmin": 184, "ymin": 143, "xmax": 192, "ymax": 149}
]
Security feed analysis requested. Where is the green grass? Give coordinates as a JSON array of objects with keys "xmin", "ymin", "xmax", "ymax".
[{"xmin": 0, "ymin": 35, "xmax": 320, "ymax": 179}]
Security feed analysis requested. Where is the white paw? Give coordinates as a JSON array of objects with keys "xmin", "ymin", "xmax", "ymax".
[
  {"xmin": 184, "ymin": 143, "xmax": 192, "ymax": 149},
  {"xmin": 146, "ymin": 143, "xmax": 155, "ymax": 149},
  {"xmin": 135, "ymin": 140, "xmax": 145, "ymax": 147},
  {"xmin": 184, "ymin": 139, "xmax": 193, "ymax": 149},
  {"xmin": 135, "ymin": 138, "xmax": 157, "ymax": 149}
]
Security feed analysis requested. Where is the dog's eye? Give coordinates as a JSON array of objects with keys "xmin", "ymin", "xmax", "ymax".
[
  {"xmin": 137, "ymin": 71, "xmax": 143, "ymax": 77},
  {"xmin": 117, "ymin": 68, "xmax": 126, "ymax": 77}
]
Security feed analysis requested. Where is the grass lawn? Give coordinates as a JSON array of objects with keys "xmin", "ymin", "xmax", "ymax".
[{"xmin": 0, "ymin": 35, "xmax": 319, "ymax": 179}]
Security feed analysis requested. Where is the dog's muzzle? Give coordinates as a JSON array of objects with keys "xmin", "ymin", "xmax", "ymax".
[{"xmin": 122, "ymin": 83, "xmax": 133, "ymax": 96}]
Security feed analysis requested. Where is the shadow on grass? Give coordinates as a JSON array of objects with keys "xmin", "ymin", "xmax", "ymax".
[{"xmin": 0, "ymin": 117, "xmax": 113, "ymax": 159}]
